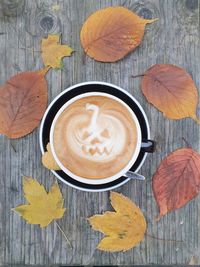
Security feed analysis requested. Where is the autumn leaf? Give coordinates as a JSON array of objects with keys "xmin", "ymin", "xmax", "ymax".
[
  {"xmin": 80, "ymin": 6, "xmax": 157, "ymax": 62},
  {"xmin": 153, "ymin": 148, "xmax": 200, "ymax": 220},
  {"xmin": 188, "ymin": 256, "xmax": 198, "ymax": 265},
  {"xmin": 42, "ymin": 143, "xmax": 61, "ymax": 170},
  {"xmin": 0, "ymin": 71, "xmax": 48, "ymax": 139},
  {"xmin": 41, "ymin": 34, "xmax": 73, "ymax": 69},
  {"xmin": 88, "ymin": 191, "xmax": 146, "ymax": 252},
  {"xmin": 13, "ymin": 177, "xmax": 65, "ymax": 227},
  {"xmin": 141, "ymin": 64, "xmax": 200, "ymax": 123}
]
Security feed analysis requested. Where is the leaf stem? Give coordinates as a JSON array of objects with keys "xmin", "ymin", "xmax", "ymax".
[
  {"xmin": 82, "ymin": 51, "xmax": 86, "ymax": 65},
  {"xmin": 10, "ymin": 140, "xmax": 17, "ymax": 153},
  {"xmin": 37, "ymin": 66, "xmax": 51, "ymax": 76},
  {"xmin": 131, "ymin": 74, "xmax": 145, "ymax": 78},
  {"xmin": 192, "ymin": 115, "xmax": 200, "ymax": 124},
  {"xmin": 55, "ymin": 221, "xmax": 72, "ymax": 249},
  {"xmin": 182, "ymin": 137, "xmax": 191, "ymax": 148},
  {"xmin": 146, "ymin": 233, "xmax": 184, "ymax": 243},
  {"xmin": 146, "ymin": 18, "xmax": 159, "ymax": 24}
]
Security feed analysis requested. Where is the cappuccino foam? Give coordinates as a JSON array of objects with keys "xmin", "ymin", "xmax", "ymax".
[{"xmin": 53, "ymin": 96, "xmax": 138, "ymax": 179}]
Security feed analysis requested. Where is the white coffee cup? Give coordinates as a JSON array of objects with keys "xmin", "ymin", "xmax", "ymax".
[{"xmin": 50, "ymin": 92, "xmax": 142, "ymax": 185}]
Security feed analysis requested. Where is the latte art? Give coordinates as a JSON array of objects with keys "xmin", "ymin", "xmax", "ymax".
[
  {"xmin": 53, "ymin": 95, "xmax": 138, "ymax": 179},
  {"xmin": 70, "ymin": 103, "xmax": 126, "ymax": 161}
]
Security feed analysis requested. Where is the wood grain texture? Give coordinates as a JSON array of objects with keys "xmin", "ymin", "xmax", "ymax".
[{"xmin": 0, "ymin": 0, "xmax": 199, "ymax": 265}]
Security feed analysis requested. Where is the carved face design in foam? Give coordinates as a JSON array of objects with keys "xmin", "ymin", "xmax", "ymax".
[
  {"xmin": 71, "ymin": 102, "xmax": 127, "ymax": 162},
  {"xmin": 77, "ymin": 103, "xmax": 113, "ymax": 156}
]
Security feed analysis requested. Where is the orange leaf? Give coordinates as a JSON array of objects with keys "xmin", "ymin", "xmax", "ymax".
[
  {"xmin": 80, "ymin": 6, "xmax": 157, "ymax": 62},
  {"xmin": 41, "ymin": 34, "xmax": 73, "ymax": 69},
  {"xmin": 153, "ymin": 148, "xmax": 200, "ymax": 219},
  {"xmin": 141, "ymin": 64, "xmax": 200, "ymax": 123},
  {"xmin": 88, "ymin": 192, "xmax": 146, "ymax": 252},
  {"xmin": 0, "ymin": 71, "xmax": 48, "ymax": 138}
]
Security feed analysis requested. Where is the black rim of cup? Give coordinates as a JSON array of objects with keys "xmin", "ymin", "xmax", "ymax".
[{"xmin": 40, "ymin": 82, "xmax": 149, "ymax": 191}]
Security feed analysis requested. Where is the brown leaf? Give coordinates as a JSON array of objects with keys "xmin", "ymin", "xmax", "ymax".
[
  {"xmin": 141, "ymin": 64, "xmax": 199, "ymax": 123},
  {"xmin": 80, "ymin": 6, "xmax": 157, "ymax": 62},
  {"xmin": 153, "ymin": 148, "xmax": 200, "ymax": 219},
  {"xmin": 88, "ymin": 191, "xmax": 146, "ymax": 252},
  {"xmin": 0, "ymin": 71, "xmax": 48, "ymax": 138}
]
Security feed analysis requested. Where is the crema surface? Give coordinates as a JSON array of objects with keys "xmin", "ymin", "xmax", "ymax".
[{"xmin": 53, "ymin": 96, "xmax": 138, "ymax": 179}]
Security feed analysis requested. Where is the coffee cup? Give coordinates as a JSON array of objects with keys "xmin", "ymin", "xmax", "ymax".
[{"xmin": 49, "ymin": 90, "xmax": 154, "ymax": 185}]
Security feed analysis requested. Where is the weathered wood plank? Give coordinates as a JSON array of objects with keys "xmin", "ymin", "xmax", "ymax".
[{"xmin": 0, "ymin": 0, "xmax": 199, "ymax": 265}]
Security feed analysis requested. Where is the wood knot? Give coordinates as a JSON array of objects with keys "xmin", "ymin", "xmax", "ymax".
[
  {"xmin": 0, "ymin": 0, "xmax": 25, "ymax": 17},
  {"xmin": 38, "ymin": 13, "xmax": 61, "ymax": 34},
  {"xmin": 185, "ymin": 0, "xmax": 198, "ymax": 11},
  {"xmin": 129, "ymin": 1, "xmax": 160, "ymax": 40},
  {"xmin": 40, "ymin": 16, "xmax": 54, "ymax": 32},
  {"xmin": 24, "ymin": 3, "xmax": 61, "ymax": 37},
  {"xmin": 138, "ymin": 8, "xmax": 153, "ymax": 20},
  {"xmin": 10, "ymin": 183, "xmax": 19, "ymax": 193}
]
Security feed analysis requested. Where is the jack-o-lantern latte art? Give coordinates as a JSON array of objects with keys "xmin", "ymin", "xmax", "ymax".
[{"xmin": 53, "ymin": 95, "xmax": 138, "ymax": 179}]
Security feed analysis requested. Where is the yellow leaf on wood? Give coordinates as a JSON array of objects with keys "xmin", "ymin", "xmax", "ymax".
[
  {"xmin": 42, "ymin": 143, "xmax": 61, "ymax": 170},
  {"xmin": 13, "ymin": 177, "xmax": 65, "ymax": 227},
  {"xmin": 88, "ymin": 191, "xmax": 146, "ymax": 252},
  {"xmin": 41, "ymin": 34, "xmax": 73, "ymax": 69}
]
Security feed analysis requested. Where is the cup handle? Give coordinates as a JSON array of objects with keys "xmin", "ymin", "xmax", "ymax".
[{"xmin": 141, "ymin": 139, "xmax": 155, "ymax": 153}]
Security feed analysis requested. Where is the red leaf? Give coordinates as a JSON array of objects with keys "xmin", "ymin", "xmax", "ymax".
[
  {"xmin": 153, "ymin": 148, "xmax": 200, "ymax": 219},
  {"xmin": 0, "ymin": 71, "xmax": 48, "ymax": 138}
]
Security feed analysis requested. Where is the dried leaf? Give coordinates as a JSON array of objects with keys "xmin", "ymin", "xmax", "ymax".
[
  {"xmin": 41, "ymin": 34, "xmax": 73, "ymax": 69},
  {"xmin": 153, "ymin": 148, "xmax": 200, "ymax": 219},
  {"xmin": 188, "ymin": 255, "xmax": 198, "ymax": 265},
  {"xmin": 88, "ymin": 191, "xmax": 146, "ymax": 252},
  {"xmin": 80, "ymin": 6, "xmax": 157, "ymax": 62},
  {"xmin": 141, "ymin": 64, "xmax": 199, "ymax": 123},
  {"xmin": 0, "ymin": 71, "xmax": 48, "ymax": 139},
  {"xmin": 42, "ymin": 143, "xmax": 61, "ymax": 170},
  {"xmin": 13, "ymin": 177, "xmax": 65, "ymax": 227}
]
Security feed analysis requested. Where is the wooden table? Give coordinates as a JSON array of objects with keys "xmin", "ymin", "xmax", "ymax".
[{"xmin": 0, "ymin": 0, "xmax": 200, "ymax": 266}]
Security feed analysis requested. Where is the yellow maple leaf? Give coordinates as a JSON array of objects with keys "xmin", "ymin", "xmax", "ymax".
[
  {"xmin": 42, "ymin": 143, "xmax": 61, "ymax": 170},
  {"xmin": 41, "ymin": 34, "xmax": 73, "ymax": 69},
  {"xmin": 13, "ymin": 177, "xmax": 66, "ymax": 227},
  {"xmin": 88, "ymin": 191, "xmax": 146, "ymax": 252}
]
